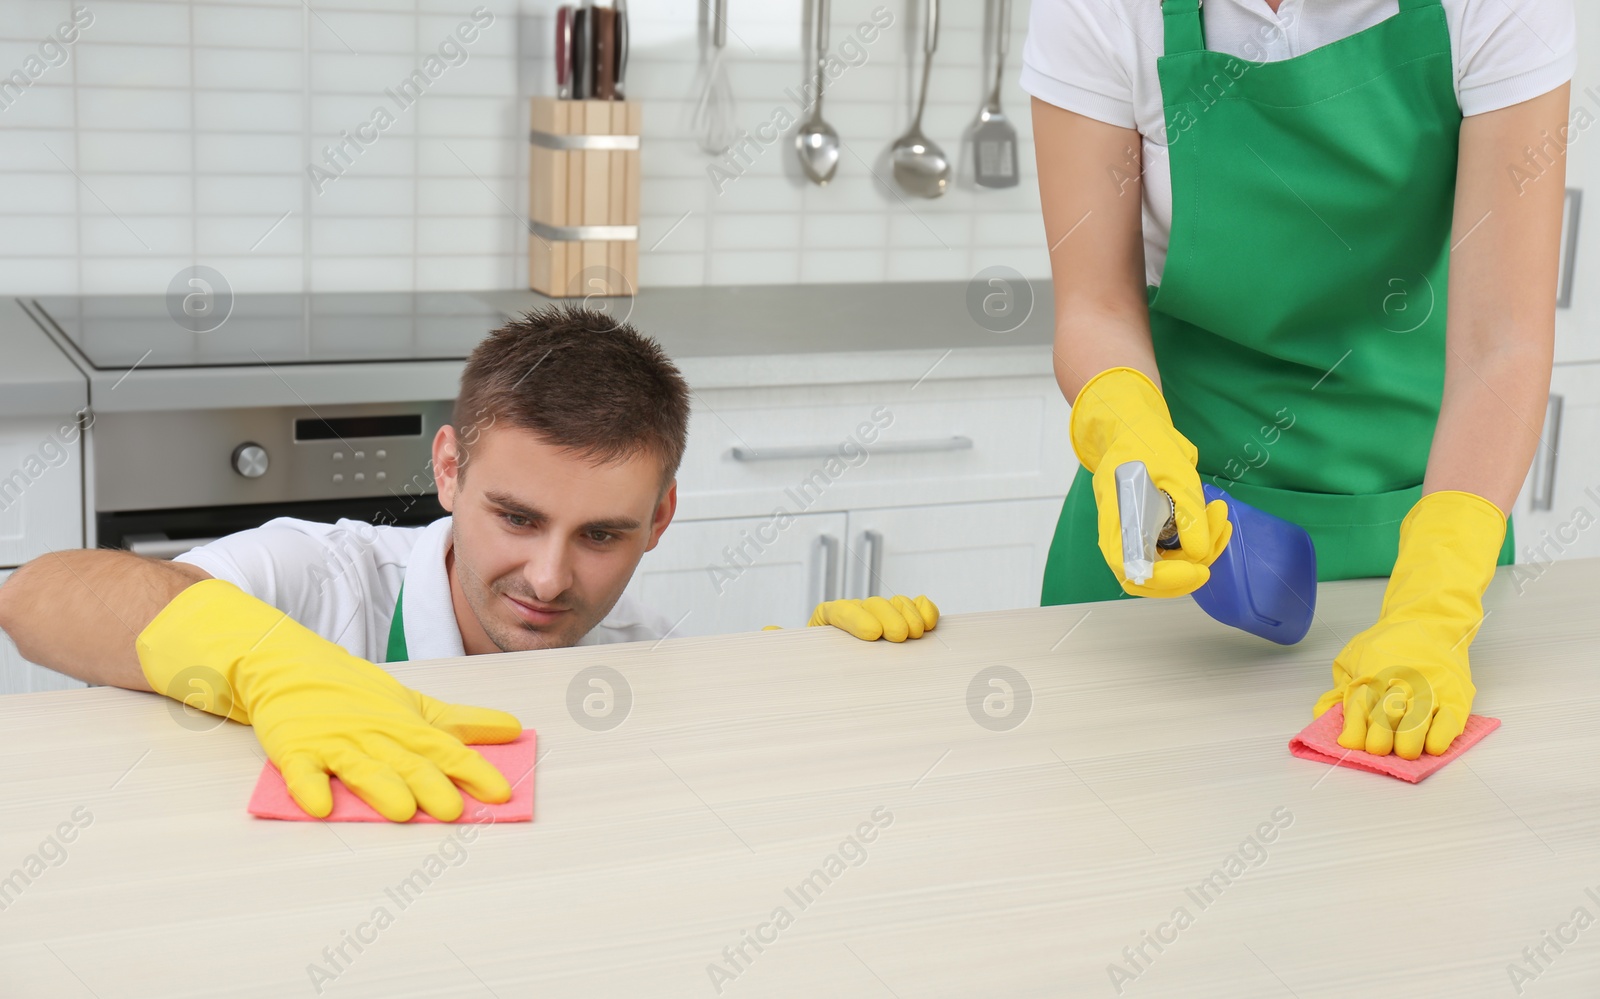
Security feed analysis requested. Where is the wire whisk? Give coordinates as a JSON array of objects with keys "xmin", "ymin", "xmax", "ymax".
[{"xmin": 692, "ymin": 0, "xmax": 737, "ymax": 155}]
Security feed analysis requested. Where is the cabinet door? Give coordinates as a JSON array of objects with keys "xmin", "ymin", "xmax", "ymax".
[
  {"xmin": 0, "ymin": 570, "xmax": 88, "ymax": 695},
  {"xmin": 1553, "ymin": 1, "xmax": 1599, "ymax": 362},
  {"xmin": 843, "ymin": 498, "xmax": 1064, "ymax": 614},
  {"xmin": 629, "ymin": 512, "xmax": 850, "ymax": 637},
  {"xmin": 1514, "ymin": 363, "xmax": 1600, "ymax": 563},
  {"xmin": 0, "ymin": 415, "xmax": 85, "ymax": 568},
  {"xmin": 675, "ymin": 376, "xmax": 1072, "ymax": 521}
]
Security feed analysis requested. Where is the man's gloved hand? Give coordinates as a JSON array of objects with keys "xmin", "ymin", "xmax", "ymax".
[
  {"xmin": 1313, "ymin": 490, "xmax": 1506, "ymax": 759},
  {"xmin": 1070, "ymin": 366, "xmax": 1231, "ymax": 597},
  {"xmin": 806, "ymin": 595, "xmax": 940, "ymax": 642},
  {"xmin": 137, "ymin": 579, "xmax": 522, "ymax": 822}
]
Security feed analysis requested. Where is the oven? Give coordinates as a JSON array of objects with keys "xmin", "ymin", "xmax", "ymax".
[
  {"xmin": 91, "ymin": 402, "xmax": 453, "ymax": 556},
  {"xmin": 22, "ymin": 290, "xmax": 526, "ymax": 559}
]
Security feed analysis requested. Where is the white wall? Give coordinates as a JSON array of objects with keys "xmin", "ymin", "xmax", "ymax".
[{"xmin": 0, "ymin": 0, "xmax": 1047, "ymax": 296}]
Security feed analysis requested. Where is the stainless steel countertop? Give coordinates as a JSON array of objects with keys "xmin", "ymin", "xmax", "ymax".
[
  {"xmin": 8, "ymin": 282, "xmax": 1056, "ymax": 415},
  {"xmin": 0, "ymin": 300, "xmax": 88, "ymax": 420}
]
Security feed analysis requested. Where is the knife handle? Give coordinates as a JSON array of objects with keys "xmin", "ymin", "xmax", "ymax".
[
  {"xmin": 555, "ymin": 5, "xmax": 572, "ymax": 98},
  {"xmin": 595, "ymin": 7, "xmax": 616, "ymax": 100},
  {"xmin": 573, "ymin": 6, "xmax": 592, "ymax": 100},
  {"xmin": 614, "ymin": 0, "xmax": 629, "ymax": 99}
]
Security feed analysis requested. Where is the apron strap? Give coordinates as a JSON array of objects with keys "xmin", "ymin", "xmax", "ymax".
[
  {"xmin": 384, "ymin": 584, "xmax": 408, "ymax": 663},
  {"xmin": 1397, "ymin": 0, "xmax": 1442, "ymax": 9},
  {"xmin": 1161, "ymin": 0, "xmax": 1205, "ymax": 57}
]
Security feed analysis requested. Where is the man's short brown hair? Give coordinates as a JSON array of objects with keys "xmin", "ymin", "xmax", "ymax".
[{"xmin": 452, "ymin": 306, "xmax": 689, "ymax": 485}]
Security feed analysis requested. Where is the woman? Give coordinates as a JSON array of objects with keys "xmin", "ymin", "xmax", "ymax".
[{"xmin": 1023, "ymin": 0, "xmax": 1574, "ymax": 758}]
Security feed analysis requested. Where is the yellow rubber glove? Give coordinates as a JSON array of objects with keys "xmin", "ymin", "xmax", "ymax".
[
  {"xmin": 807, "ymin": 595, "xmax": 940, "ymax": 642},
  {"xmin": 1312, "ymin": 490, "xmax": 1506, "ymax": 759},
  {"xmin": 136, "ymin": 579, "xmax": 522, "ymax": 822},
  {"xmin": 1070, "ymin": 366, "xmax": 1231, "ymax": 597}
]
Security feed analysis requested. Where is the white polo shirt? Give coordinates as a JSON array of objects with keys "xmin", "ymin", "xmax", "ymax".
[
  {"xmin": 174, "ymin": 516, "xmax": 670, "ymax": 663},
  {"xmin": 1020, "ymin": 0, "xmax": 1576, "ymax": 285}
]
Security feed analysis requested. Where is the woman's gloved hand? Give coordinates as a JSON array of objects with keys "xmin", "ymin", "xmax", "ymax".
[
  {"xmin": 136, "ymin": 579, "xmax": 522, "ymax": 822},
  {"xmin": 1313, "ymin": 490, "xmax": 1506, "ymax": 758},
  {"xmin": 806, "ymin": 595, "xmax": 940, "ymax": 642},
  {"xmin": 1070, "ymin": 366, "xmax": 1231, "ymax": 597}
]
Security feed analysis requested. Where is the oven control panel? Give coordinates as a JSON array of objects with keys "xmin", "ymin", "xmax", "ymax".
[
  {"xmin": 326, "ymin": 447, "xmax": 387, "ymax": 485},
  {"xmin": 94, "ymin": 402, "xmax": 455, "ymax": 513}
]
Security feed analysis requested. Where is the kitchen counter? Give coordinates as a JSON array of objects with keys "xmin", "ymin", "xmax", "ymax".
[
  {"xmin": 12, "ymin": 282, "xmax": 1055, "ymax": 413},
  {"xmin": 3, "ymin": 559, "xmax": 1598, "ymax": 997}
]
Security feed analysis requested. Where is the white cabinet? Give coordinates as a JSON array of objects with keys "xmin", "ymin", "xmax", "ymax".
[
  {"xmin": 0, "ymin": 570, "xmax": 86, "ymax": 695},
  {"xmin": 843, "ymin": 498, "xmax": 1063, "ymax": 612},
  {"xmin": 0, "ymin": 413, "xmax": 89, "ymax": 694},
  {"xmin": 632, "ymin": 374, "xmax": 1075, "ymax": 637},
  {"xmin": 0, "ymin": 413, "xmax": 85, "ymax": 568},
  {"xmin": 674, "ymin": 375, "xmax": 1071, "ymax": 521},
  {"xmin": 632, "ymin": 498, "xmax": 1067, "ymax": 639},
  {"xmin": 1553, "ymin": 1, "xmax": 1599, "ymax": 363},
  {"xmin": 1514, "ymin": 362, "xmax": 1600, "ymax": 563},
  {"xmin": 629, "ymin": 512, "xmax": 849, "ymax": 636}
]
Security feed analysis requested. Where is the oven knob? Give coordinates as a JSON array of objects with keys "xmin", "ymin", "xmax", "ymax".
[{"xmin": 231, "ymin": 443, "xmax": 270, "ymax": 478}]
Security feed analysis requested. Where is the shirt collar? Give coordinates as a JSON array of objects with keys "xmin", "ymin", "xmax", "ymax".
[{"xmin": 400, "ymin": 516, "xmax": 467, "ymax": 662}]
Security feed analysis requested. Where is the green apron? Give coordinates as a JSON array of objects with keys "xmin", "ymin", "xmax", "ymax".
[
  {"xmin": 385, "ymin": 585, "xmax": 408, "ymax": 663},
  {"xmin": 1041, "ymin": 0, "xmax": 1515, "ymax": 606}
]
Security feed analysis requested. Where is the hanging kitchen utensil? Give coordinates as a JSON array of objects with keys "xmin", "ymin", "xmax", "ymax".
[
  {"xmin": 889, "ymin": 0, "xmax": 949, "ymax": 198},
  {"xmin": 795, "ymin": 0, "xmax": 840, "ymax": 184},
  {"xmin": 692, "ymin": 0, "xmax": 737, "ymax": 155},
  {"xmin": 972, "ymin": 0, "xmax": 1018, "ymax": 188}
]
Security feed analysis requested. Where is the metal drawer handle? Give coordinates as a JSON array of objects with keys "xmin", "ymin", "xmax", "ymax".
[
  {"xmin": 731, "ymin": 435, "xmax": 973, "ymax": 462},
  {"xmin": 1531, "ymin": 393, "xmax": 1564, "ymax": 512},
  {"xmin": 860, "ymin": 529, "xmax": 884, "ymax": 599},
  {"xmin": 818, "ymin": 534, "xmax": 841, "ymax": 603},
  {"xmin": 125, "ymin": 534, "xmax": 220, "ymax": 560},
  {"xmin": 1558, "ymin": 188, "xmax": 1582, "ymax": 309}
]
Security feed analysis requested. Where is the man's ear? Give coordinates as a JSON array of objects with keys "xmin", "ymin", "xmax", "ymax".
[
  {"xmin": 432, "ymin": 425, "xmax": 462, "ymax": 513},
  {"xmin": 645, "ymin": 480, "xmax": 677, "ymax": 552}
]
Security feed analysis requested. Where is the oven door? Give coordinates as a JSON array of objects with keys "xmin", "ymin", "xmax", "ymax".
[{"xmin": 99, "ymin": 493, "xmax": 448, "ymax": 559}]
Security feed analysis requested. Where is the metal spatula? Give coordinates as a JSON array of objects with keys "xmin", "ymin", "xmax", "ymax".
[{"xmin": 973, "ymin": 0, "xmax": 1018, "ymax": 188}]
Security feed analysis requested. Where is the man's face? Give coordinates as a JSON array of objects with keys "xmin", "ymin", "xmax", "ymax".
[{"xmin": 433, "ymin": 423, "xmax": 675, "ymax": 653}]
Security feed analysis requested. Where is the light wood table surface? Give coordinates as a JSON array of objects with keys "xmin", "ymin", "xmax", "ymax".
[{"xmin": 3, "ymin": 559, "xmax": 1599, "ymax": 998}]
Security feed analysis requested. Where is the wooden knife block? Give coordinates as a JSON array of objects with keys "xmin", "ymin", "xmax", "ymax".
[{"xmin": 528, "ymin": 97, "xmax": 640, "ymax": 298}]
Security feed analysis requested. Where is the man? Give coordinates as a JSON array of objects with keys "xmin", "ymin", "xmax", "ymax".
[{"xmin": 0, "ymin": 307, "xmax": 938, "ymax": 823}]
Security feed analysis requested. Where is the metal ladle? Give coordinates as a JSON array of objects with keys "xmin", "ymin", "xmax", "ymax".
[
  {"xmin": 889, "ymin": 0, "xmax": 948, "ymax": 198},
  {"xmin": 795, "ymin": 0, "xmax": 839, "ymax": 184}
]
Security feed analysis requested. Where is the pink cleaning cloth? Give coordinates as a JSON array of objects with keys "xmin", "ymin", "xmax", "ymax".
[
  {"xmin": 248, "ymin": 732, "xmax": 537, "ymax": 823},
  {"xmin": 1289, "ymin": 704, "xmax": 1499, "ymax": 783}
]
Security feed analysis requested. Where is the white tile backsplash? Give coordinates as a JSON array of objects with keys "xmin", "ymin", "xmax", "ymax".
[
  {"xmin": 86, "ymin": 2, "xmax": 193, "ymax": 45},
  {"xmin": 76, "ymin": 87, "xmax": 191, "ymax": 130},
  {"xmin": 74, "ymin": 173, "xmax": 193, "ymax": 214},
  {"xmin": 196, "ymin": 214, "xmax": 303, "ymax": 255},
  {"xmin": 2, "ymin": 215, "xmax": 78, "ymax": 256},
  {"xmin": 75, "ymin": 43, "xmax": 192, "ymax": 87},
  {"xmin": 311, "ymin": 216, "xmax": 415, "ymax": 255},
  {"xmin": 193, "ymin": 90, "xmax": 304, "ymax": 132},
  {"xmin": 191, "ymin": 4, "xmax": 304, "ymax": 49},
  {"xmin": 0, "ymin": 2, "xmax": 85, "ymax": 37},
  {"xmin": 0, "ymin": 0, "xmax": 1049, "ymax": 297},
  {"xmin": 76, "ymin": 129, "xmax": 192, "ymax": 172},
  {"xmin": 192, "ymin": 47, "xmax": 305, "ymax": 90}
]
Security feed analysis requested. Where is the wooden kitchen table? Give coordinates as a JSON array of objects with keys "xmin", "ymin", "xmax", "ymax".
[{"xmin": 3, "ymin": 560, "xmax": 1600, "ymax": 998}]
